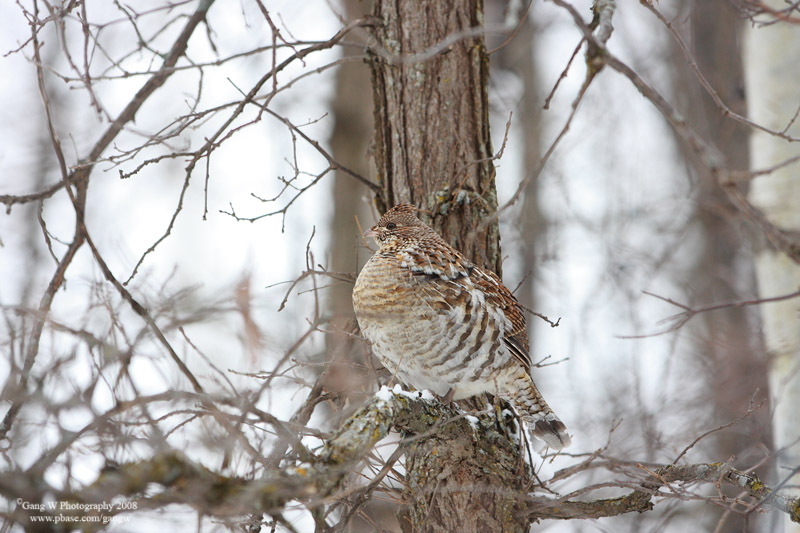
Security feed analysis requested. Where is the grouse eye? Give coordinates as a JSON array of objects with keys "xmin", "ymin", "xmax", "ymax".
[{"xmin": 386, "ymin": 222, "xmax": 397, "ymax": 230}]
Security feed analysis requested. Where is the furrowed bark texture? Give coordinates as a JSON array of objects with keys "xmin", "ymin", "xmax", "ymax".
[
  {"xmin": 369, "ymin": 0, "xmax": 502, "ymax": 275},
  {"xmin": 367, "ymin": 1, "xmax": 524, "ymax": 530},
  {"xmin": 397, "ymin": 408, "xmax": 531, "ymax": 533}
]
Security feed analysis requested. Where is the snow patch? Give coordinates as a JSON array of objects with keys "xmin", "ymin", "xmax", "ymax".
[
  {"xmin": 417, "ymin": 389, "xmax": 435, "ymax": 401},
  {"xmin": 465, "ymin": 415, "xmax": 480, "ymax": 430},
  {"xmin": 375, "ymin": 385, "xmax": 394, "ymax": 402},
  {"xmin": 377, "ymin": 384, "xmax": 435, "ymax": 403},
  {"xmin": 395, "ymin": 385, "xmax": 434, "ymax": 402}
]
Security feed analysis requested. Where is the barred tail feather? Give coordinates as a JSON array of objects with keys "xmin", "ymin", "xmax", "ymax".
[
  {"xmin": 511, "ymin": 381, "xmax": 571, "ymax": 451},
  {"xmin": 529, "ymin": 415, "xmax": 571, "ymax": 450}
]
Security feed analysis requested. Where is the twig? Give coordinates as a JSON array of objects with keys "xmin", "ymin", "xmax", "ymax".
[
  {"xmin": 618, "ymin": 288, "xmax": 800, "ymax": 339},
  {"xmin": 643, "ymin": 2, "xmax": 800, "ymax": 142},
  {"xmin": 672, "ymin": 393, "xmax": 765, "ymax": 464},
  {"xmin": 125, "ymin": 18, "xmax": 375, "ymax": 283}
]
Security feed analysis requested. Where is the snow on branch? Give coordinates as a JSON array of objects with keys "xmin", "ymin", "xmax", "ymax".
[{"xmin": 5, "ymin": 388, "xmax": 798, "ymax": 527}]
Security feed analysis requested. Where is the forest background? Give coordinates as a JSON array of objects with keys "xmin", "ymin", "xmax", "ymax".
[{"xmin": 1, "ymin": 0, "xmax": 799, "ymax": 531}]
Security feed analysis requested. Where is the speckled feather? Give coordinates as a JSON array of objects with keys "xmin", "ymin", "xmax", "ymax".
[{"xmin": 352, "ymin": 204, "xmax": 571, "ymax": 450}]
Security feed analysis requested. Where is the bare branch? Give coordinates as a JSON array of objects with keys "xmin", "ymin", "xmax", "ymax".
[
  {"xmin": 6, "ymin": 390, "xmax": 798, "ymax": 526},
  {"xmin": 548, "ymin": 0, "xmax": 800, "ymax": 264},
  {"xmin": 644, "ymin": 1, "xmax": 800, "ymax": 142},
  {"xmin": 619, "ymin": 288, "xmax": 800, "ymax": 338}
]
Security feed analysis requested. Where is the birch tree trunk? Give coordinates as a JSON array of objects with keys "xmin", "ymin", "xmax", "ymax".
[
  {"xmin": 744, "ymin": 8, "xmax": 800, "ymax": 533},
  {"xmin": 367, "ymin": 1, "xmax": 530, "ymax": 530}
]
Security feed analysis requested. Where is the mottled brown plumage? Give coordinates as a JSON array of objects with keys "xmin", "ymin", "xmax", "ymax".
[{"xmin": 352, "ymin": 204, "xmax": 570, "ymax": 450}]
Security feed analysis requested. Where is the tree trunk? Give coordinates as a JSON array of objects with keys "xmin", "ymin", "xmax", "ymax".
[
  {"xmin": 325, "ymin": 0, "xmax": 377, "ymax": 408},
  {"xmin": 744, "ymin": 6, "xmax": 800, "ymax": 533},
  {"xmin": 369, "ymin": 0, "xmax": 502, "ymax": 275},
  {"xmin": 329, "ymin": 0, "xmax": 374, "ymax": 322},
  {"xmin": 326, "ymin": 1, "xmax": 394, "ymax": 529},
  {"xmin": 367, "ymin": 1, "xmax": 529, "ymax": 531},
  {"xmin": 489, "ymin": 0, "xmax": 545, "ymax": 318},
  {"xmin": 670, "ymin": 2, "xmax": 773, "ymax": 530}
]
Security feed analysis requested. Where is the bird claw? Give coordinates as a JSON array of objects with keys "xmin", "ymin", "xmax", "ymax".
[{"xmin": 439, "ymin": 388, "xmax": 456, "ymax": 406}]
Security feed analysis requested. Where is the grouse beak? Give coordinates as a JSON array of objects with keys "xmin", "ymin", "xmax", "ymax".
[{"xmin": 364, "ymin": 226, "xmax": 378, "ymax": 238}]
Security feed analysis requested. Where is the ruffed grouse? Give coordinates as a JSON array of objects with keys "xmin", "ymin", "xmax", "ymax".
[{"xmin": 352, "ymin": 204, "xmax": 570, "ymax": 450}]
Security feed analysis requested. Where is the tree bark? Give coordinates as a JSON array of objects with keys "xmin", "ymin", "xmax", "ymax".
[
  {"xmin": 744, "ymin": 5, "xmax": 800, "ymax": 533},
  {"xmin": 369, "ymin": 0, "xmax": 502, "ymax": 275},
  {"xmin": 367, "ymin": 1, "xmax": 527, "ymax": 531}
]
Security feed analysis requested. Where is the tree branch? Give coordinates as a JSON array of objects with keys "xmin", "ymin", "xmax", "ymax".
[
  {"xmin": 7, "ymin": 389, "xmax": 798, "ymax": 527},
  {"xmin": 529, "ymin": 462, "xmax": 800, "ymax": 522},
  {"xmin": 548, "ymin": 0, "xmax": 800, "ymax": 264}
]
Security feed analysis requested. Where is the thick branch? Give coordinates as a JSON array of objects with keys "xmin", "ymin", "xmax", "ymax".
[
  {"xmin": 5, "ymin": 387, "xmax": 472, "ymax": 525},
  {"xmin": 528, "ymin": 462, "xmax": 800, "ymax": 522},
  {"xmin": 6, "ymin": 390, "xmax": 799, "ymax": 527}
]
